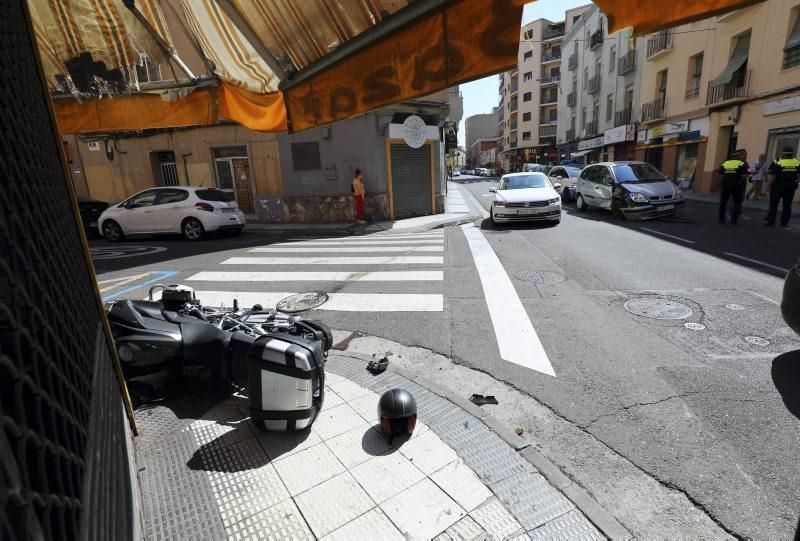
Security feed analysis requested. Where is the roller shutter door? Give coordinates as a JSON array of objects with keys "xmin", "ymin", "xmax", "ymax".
[{"xmin": 390, "ymin": 143, "xmax": 432, "ymax": 218}]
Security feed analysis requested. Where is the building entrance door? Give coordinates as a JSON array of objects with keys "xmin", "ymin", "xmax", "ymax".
[{"xmin": 213, "ymin": 146, "xmax": 254, "ymax": 213}]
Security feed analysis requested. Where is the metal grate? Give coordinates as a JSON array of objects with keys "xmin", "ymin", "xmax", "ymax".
[{"xmin": 1, "ymin": 2, "xmax": 135, "ymax": 539}]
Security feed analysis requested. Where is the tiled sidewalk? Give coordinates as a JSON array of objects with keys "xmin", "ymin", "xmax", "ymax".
[{"xmin": 135, "ymin": 354, "xmax": 603, "ymax": 540}]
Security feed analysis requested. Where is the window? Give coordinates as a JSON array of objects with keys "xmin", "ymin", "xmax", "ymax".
[
  {"xmin": 581, "ymin": 107, "xmax": 586, "ymax": 129},
  {"xmin": 523, "ymin": 72, "xmax": 533, "ymax": 81},
  {"xmin": 609, "ymin": 45, "xmax": 616, "ymax": 72},
  {"xmin": 196, "ymin": 189, "xmax": 235, "ymax": 202},
  {"xmin": 524, "ymin": 29, "xmax": 533, "ymax": 40},
  {"xmin": 523, "ymin": 112, "xmax": 531, "ymax": 121},
  {"xmin": 583, "ymin": 67, "xmax": 588, "ymax": 88},
  {"xmin": 522, "ymin": 131, "xmax": 531, "ymax": 141},
  {"xmin": 129, "ymin": 190, "xmax": 158, "ymax": 208},
  {"xmin": 524, "ymin": 51, "xmax": 532, "ymax": 61},
  {"xmin": 291, "ymin": 142, "xmax": 322, "ymax": 171},
  {"xmin": 657, "ymin": 69, "xmax": 668, "ymax": 101},
  {"xmin": 585, "ymin": 30, "xmax": 590, "ymax": 49},
  {"xmin": 606, "ymin": 94, "xmax": 613, "ymax": 122},
  {"xmin": 523, "ymin": 92, "xmax": 532, "ymax": 102},
  {"xmin": 155, "ymin": 189, "xmax": 188, "ymax": 205},
  {"xmin": 686, "ymin": 53, "xmax": 703, "ymax": 98},
  {"xmin": 785, "ymin": 8, "xmax": 800, "ymax": 68}
]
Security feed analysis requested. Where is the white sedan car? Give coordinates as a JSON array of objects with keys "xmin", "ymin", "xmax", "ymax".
[
  {"xmin": 490, "ymin": 172, "xmax": 562, "ymax": 225},
  {"xmin": 98, "ymin": 186, "xmax": 246, "ymax": 241}
]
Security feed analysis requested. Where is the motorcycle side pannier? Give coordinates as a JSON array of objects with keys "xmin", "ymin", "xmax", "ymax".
[{"xmin": 247, "ymin": 334, "xmax": 325, "ymax": 431}]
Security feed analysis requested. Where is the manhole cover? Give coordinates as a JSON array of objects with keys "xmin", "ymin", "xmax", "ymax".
[
  {"xmin": 725, "ymin": 303, "xmax": 746, "ymax": 311},
  {"xmin": 276, "ymin": 292, "xmax": 329, "ymax": 313},
  {"xmin": 514, "ymin": 270, "xmax": 567, "ymax": 284},
  {"xmin": 745, "ymin": 336, "xmax": 770, "ymax": 346},
  {"xmin": 624, "ymin": 298, "xmax": 693, "ymax": 320},
  {"xmin": 684, "ymin": 322, "xmax": 706, "ymax": 330}
]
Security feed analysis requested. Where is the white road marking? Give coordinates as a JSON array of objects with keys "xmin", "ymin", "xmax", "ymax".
[
  {"xmin": 249, "ymin": 246, "xmax": 443, "ymax": 253},
  {"xmin": 152, "ymin": 290, "xmax": 442, "ymax": 311},
  {"xmin": 723, "ymin": 252, "xmax": 790, "ymax": 273},
  {"xmin": 745, "ymin": 290, "xmax": 780, "ymax": 305},
  {"xmin": 97, "ymin": 272, "xmax": 150, "ymax": 292},
  {"xmin": 460, "ymin": 223, "xmax": 556, "ymax": 377},
  {"xmin": 272, "ymin": 239, "xmax": 443, "ymax": 246},
  {"xmin": 639, "ymin": 227, "xmax": 696, "ymax": 244},
  {"xmin": 222, "ymin": 256, "xmax": 443, "ymax": 265},
  {"xmin": 186, "ymin": 271, "xmax": 443, "ymax": 282}
]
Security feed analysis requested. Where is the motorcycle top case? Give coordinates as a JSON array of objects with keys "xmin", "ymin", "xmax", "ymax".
[{"xmin": 247, "ymin": 333, "xmax": 325, "ymax": 432}]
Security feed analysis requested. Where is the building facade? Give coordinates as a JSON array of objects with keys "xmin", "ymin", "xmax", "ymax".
[
  {"xmin": 557, "ymin": 5, "xmax": 643, "ymax": 164},
  {"xmin": 499, "ymin": 5, "xmax": 592, "ymax": 172},
  {"xmin": 465, "ymin": 110, "xmax": 498, "ymax": 166},
  {"xmin": 635, "ymin": 0, "xmax": 800, "ymax": 202},
  {"xmin": 469, "ymin": 138, "xmax": 499, "ymax": 168}
]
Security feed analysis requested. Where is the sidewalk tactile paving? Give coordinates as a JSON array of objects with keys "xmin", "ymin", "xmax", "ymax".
[
  {"xmin": 330, "ymin": 379, "xmax": 372, "ymax": 401},
  {"xmin": 225, "ymin": 498, "xmax": 313, "ymax": 540},
  {"xmin": 350, "ymin": 452, "xmax": 426, "ymax": 503},
  {"xmin": 199, "ymin": 435, "xmax": 269, "ymax": 476},
  {"xmin": 527, "ymin": 510, "xmax": 604, "ymax": 540},
  {"xmin": 490, "ymin": 472, "xmax": 576, "ymax": 531},
  {"xmin": 430, "ymin": 459, "xmax": 493, "ymax": 512},
  {"xmin": 429, "ymin": 409, "xmax": 493, "ymax": 450},
  {"xmin": 312, "ymin": 403, "xmax": 366, "ymax": 440},
  {"xmin": 273, "ymin": 442, "xmax": 345, "ymax": 496},
  {"xmin": 456, "ymin": 431, "xmax": 536, "ymax": 484},
  {"xmin": 321, "ymin": 390, "xmax": 345, "ymax": 410},
  {"xmin": 208, "ymin": 463, "xmax": 290, "ymax": 528},
  {"xmin": 294, "ymin": 472, "xmax": 375, "ymax": 538},
  {"xmin": 322, "ymin": 508, "xmax": 404, "ymax": 541},
  {"xmin": 380, "ymin": 478, "xmax": 466, "ymax": 539},
  {"xmin": 434, "ymin": 515, "xmax": 486, "ymax": 541},
  {"xmin": 470, "ymin": 497, "xmax": 526, "ymax": 539},
  {"xmin": 398, "ymin": 430, "xmax": 458, "ymax": 475},
  {"xmin": 255, "ymin": 425, "xmax": 322, "ymax": 462},
  {"xmin": 326, "ymin": 424, "xmax": 391, "ymax": 469},
  {"xmin": 347, "ymin": 391, "xmax": 380, "ymax": 424},
  {"xmin": 189, "ymin": 419, "xmax": 253, "ymax": 450}
]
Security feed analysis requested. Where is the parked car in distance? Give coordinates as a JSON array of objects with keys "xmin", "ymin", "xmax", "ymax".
[
  {"xmin": 548, "ymin": 165, "xmax": 583, "ymax": 203},
  {"xmin": 574, "ymin": 162, "xmax": 684, "ymax": 220},
  {"xmin": 782, "ymin": 258, "xmax": 800, "ymax": 336},
  {"xmin": 490, "ymin": 172, "xmax": 561, "ymax": 225},
  {"xmin": 98, "ymin": 186, "xmax": 246, "ymax": 241},
  {"xmin": 77, "ymin": 196, "xmax": 110, "ymax": 238}
]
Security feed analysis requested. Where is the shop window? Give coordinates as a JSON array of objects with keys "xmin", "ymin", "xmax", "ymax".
[
  {"xmin": 675, "ymin": 143, "xmax": 699, "ymax": 188},
  {"xmin": 291, "ymin": 142, "xmax": 322, "ymax": 171},
  {"xmin": 523, "ymin": 112, "xmax": 531, "ymax": 121},
  {"xmin": 784, "ymin": 6, "xmax": 800, "ymax": 68}
]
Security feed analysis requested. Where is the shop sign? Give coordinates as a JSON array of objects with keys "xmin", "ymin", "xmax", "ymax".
[
  {"xmin": 401, "ymin": 115, "xmax": 427, "ymax": 148},
  {"xmin": 603, "ymin": 124, "xmax": 636, "ymax": 145},
  {"xmin": 637, "ymin": 129, "xmax": 647, "ymax": 142},
  {"xmin": 578, "ymin": 135, "xmax": 605, "ymax": 150},
  {"xmin": 649, "ymin": 120, "xmax": 689, "ymax": 139},
  {"xmin": 678, "ymin": 130, "xmax": 701, "ymax": 142},
  {"xmin": 764, "ymin": 95, "xmax": 800, "ymax": 116}
]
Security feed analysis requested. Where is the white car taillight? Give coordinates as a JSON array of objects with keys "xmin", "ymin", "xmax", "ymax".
[{"xmin": 195, "ymin": 202, "xmax": 215, "ymax": 212}]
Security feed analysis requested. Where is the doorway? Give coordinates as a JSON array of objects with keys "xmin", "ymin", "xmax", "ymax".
[{"xmin": 213, "ymin": 146, "xmax": 254, "ymax": 213}]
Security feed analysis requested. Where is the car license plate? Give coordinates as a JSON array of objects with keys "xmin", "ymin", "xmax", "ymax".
[
  {"xmin": 657, "ymin": 204, "xmax": 675, "ymax": 211},
  {"xmin": 221, "ymin": 208, "xmax": 236, "ymax": 213},
  {"xmin": 518, "ymin": 208, "xmax": 540, "ymax": 215}
]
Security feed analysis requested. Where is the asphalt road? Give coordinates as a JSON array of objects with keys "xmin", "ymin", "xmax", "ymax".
[{"xmin": 91, "ymin": 177, "xmax": 800, "ymax": 538}]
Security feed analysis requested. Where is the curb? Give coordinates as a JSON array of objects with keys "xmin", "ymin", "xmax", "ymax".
[{"xmin": 334, "ymin": 350, "xmax": 632, "ymax": 540}]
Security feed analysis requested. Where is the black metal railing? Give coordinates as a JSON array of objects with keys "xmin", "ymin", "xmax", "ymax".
[
  {"xmin": 618, "ymin": 50, "xmax": 636, "ymax": 74},
  {"xmin": 585, "ymin": 119, "xmax": 598, "ymax": 136},
  {"xmin": 646, "ymin": 30, "xmax": 673, "ymax": 59},
  {"xmin": 614, "ymin": 108, "xmax": 632, "ymax": 126},
  {"xmin": 590, "ymin": 29, "xmax": 604, "ymax": 50},
  {"xmin": 706, "ymin": 70, "xmax": 751, "ymax": 105},
  {"xmin": 567, "ymin": 91, "xmax": 576, "ymax": 107},
  {"xmin": 640, "ymin": 97, "xmax": 666, "ymax": 122},
  {"xmin": 566, "ymin": 128, "xmax": 576, "ymax": 141},
  {"xmin": 540, "ymin": 92, "xmax": 558, "ymax": 105},
  {"xmin": 542, "ymin": 26, "xmax": 565, "ymax": 41},
  {"xmin": 588, "ymin": 75, "xmax": 600, "ymax": 94},
  {"xmin": 685, "ymin": 81, "xmax": 701, "ymax": 99},
  {"xmin": 568, "ymin": 53, "xmax": 578, "ymax": 71},
  {"xmin": 542, "ymin": 50, "xmax": 562, "ymax": 62},
  {"xmin": 540, "ymin": 76, "xmax": 560, "ymax": 86}
]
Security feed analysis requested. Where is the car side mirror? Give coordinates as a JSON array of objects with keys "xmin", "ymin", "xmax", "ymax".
[
  {"xmin": 665, "ymin": 176, "xmax": 671, "ymax": 182},
  {"xmin": 553, "ymin": 182, "xmax": 562, "ymax": 189},
  {"xmin": 489, "ymin": 188, "xmax": 496, "ymax": 193}
]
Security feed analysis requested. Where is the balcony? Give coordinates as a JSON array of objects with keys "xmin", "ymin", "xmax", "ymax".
[
  {"xmin": 510, "ymin": 100, "xmax": 518, "ymax": 113},
  {"xmin": 510, "ymin": 121, "xmax": 518, "ymax": 131},
  {"xmin": 585, "ymin": 120, "xmax": 599, "ymax": 136},
  {"xmin": 511, "ymin": 68, "xmax": 518, "ymax": 78},
  {"xmin": 509, "ymin": 82, "xmax": 518, "ymax": 95},
  {"xmin": 646, "ymin": 30, "xmax": 673, "ymax": 59},
  {"xmin": 539, "ymin": 76, "xmax": 560, "ymax": 86},
  {"xmin": 618, "ymin": 50, "xmax": 636, "ymax": 75},
  {"xmin": 588, "ymin": 76, "xmax": 600, "ymax": 95},
  {"xmin": 567, "ymin": 91, "xmax": 576, "ymax": 107},
  {"xmin": 614, "ymin": 107, "xmax": 632, "ymax": 127},
  {"xmin": 542, "ymin": 26, "xmax": 565, "ymax": 41},
  {"xmin": 685, "ymin": 81, "xmax": 700, "ymax": 100},
  {"xmin": 540, "ymin": 92, "xmax": 558, "ymax": 105},
  {"xmin": 566, "ymin": 128, "xmax": 576, "ymax": 141},
  {"xmin": 589, "ymin": 29, "xmax": 604, "ymax": 51},
  {"xmin": 640, "ymin": 97, "xmax": 666, "ymax": 123},
  {"xmin": 706, "ymin": 70, "xmax": 751, "ymax": 106},
  {"xmin": 542, "ymin": 50, "xmax": 562, "ymax": 63},
  {"xmin": 540, "ymin": 125, "xmax": 557, "ymax": 138},
  {"xmin": 568, "ymin": 53, "xmax": 578, "ymax": 71},
  {"xmin": 509, "ymin": 137, "xmax": 518, "ymax": 149}
]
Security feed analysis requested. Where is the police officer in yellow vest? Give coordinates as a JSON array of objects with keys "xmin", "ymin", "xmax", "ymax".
[
  {"xmin": 717, "ymin": 149, "xmax": 748, "ymax": 225},
  {"xmin": 765, "ymin": 145, "xmax": 800, "ymax": 227}
]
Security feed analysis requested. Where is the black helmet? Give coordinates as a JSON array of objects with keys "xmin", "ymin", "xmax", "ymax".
[{"xmin": 378, "ymin": 389, "xmax": 417, "ymax": 441}]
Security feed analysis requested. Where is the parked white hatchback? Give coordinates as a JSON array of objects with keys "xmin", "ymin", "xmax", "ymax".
[
  {"xmin": 98, "ymin": 187, "xmax": 246, "ymax": 241},
  {"xmin": 490, "ymin": 172, "xmax": 562, "ymax": 225}
]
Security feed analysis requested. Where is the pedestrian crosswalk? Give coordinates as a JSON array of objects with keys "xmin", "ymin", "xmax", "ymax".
[{"xmin": 184, "ymin": 231, "xmax": 446, "ymax": 313}]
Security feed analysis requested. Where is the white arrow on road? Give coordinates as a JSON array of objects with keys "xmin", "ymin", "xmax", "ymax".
[{"xmin": 460, "ymin": 223, "xmax": 556, "ymax": 377}]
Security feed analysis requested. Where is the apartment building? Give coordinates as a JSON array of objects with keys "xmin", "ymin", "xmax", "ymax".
[
  {"xmin": 557, "ymin": 5, "xmax": 643, "ymax": 164},
  {"xmin": 635, "ymin": 0, "xmax": 800, "ymax": 201},
  {"xmin": 498, "ymin": 5, "xmax": 592, "ymax": 172}
]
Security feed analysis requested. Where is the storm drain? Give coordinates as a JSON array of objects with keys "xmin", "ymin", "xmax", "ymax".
[
  {"xmin": 745, "ymin": 336, "xmax": 770, "ymax": 346},
  {"xmin": 276, "ymin": 292, "xmax": 329, "ymax": 313},
  {"xmin": 624, "ymin": 298, "xmax": 693, "ymax": 320},
  {"xmin": 514, "ymin": 270, "xmax": 567, "ymax": 284}
]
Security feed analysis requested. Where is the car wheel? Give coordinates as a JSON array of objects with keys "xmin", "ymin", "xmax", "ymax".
[
  {"xmin": 102, "ymin": 220, "xmax": 125, "ymax": 241},
  {"xmin": 611, "ymin": 199, "xmax": 626, "ymax": 220},
  {"xmin": 490, "ymin": 205, "xmax": 498, "ymax": 226},
  {"xmin": 224, "ymin": 227, "xmax": 243, "ymax": 237},
  {"xmin": 182, "ymin": 218, "xmax": 205, "ymax": 241},
  {"xmin": 576, "ymin": 194, "xmax": 587, "ymax": 211}
]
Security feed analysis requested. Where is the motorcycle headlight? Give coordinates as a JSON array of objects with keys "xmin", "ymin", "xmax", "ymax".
[
  {"xmin": 629, "ymin": 192, "xmax": 649, "ymax": 203},
  {"xmin": 675, "ymin": 189, "xmax": 684, "ymax": 199}
]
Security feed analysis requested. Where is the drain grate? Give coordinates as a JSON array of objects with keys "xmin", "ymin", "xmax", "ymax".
[
  {"xmin": 684, "ymin": 322, "xmax": 706, "ymax": 330},
  {"xmin": 514, "ymin": 270, "xmax": 567, "ymax": 284},
  {"xmin": 745, "ymin": 336, "xmax": 770, "ymax": 346},
  {"xmin": 276, "ymin": 292, "xmax": 329, "ymax": 313},
  {"xmin": 624, "ymin": 298, "xmax": 693, "ymax": 320}
]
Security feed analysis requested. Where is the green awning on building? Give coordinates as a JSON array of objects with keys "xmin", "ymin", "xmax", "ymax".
[{"xmin": 711, "ymin": 33, "xmax": 751, "ymax": 86}]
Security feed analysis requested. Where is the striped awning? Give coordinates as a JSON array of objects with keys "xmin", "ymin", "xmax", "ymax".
[{"xmin": 32, "ymin": 0, "xmax": 765, "ymax": 133}]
